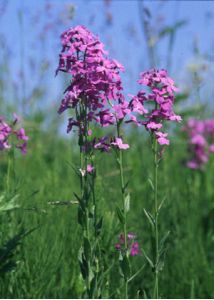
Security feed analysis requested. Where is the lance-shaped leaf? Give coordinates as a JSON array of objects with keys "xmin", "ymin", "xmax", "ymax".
[
  {"xmin": 119, "ymin": 254, "xmax": 131, "ymax": 280},
  {"xmin": 143, "ymin": 208, "xmax": 155, "ymax": 228},
  {"xmin": 124, "ymin": 194, "xmax": 130, "ymax": 213},
  {"xmin": 116, "ymin": 206, "xmax": 125, "ymax": 225}
]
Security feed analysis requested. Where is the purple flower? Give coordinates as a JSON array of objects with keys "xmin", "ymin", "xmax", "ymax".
[
  {"xmin": 56, "ymin": 25, "xmax": 127, "ymax": 141},
  {"xmin": 87, "ymin": 164, "xmax": 94, "ymax": 173},
  {"xmin": 16, "ymin": 128, "xmax": 29, "ymax": 141},
  {"xmin": 115, "ymin": 232, "xmax": 140, "ymax": 257},
  {"xmin": 184, "ymin": 118, "xmax": 214, "ymax": 169},
  {"xmin": 155, "ymin": 132, "xmax": 170, "ymax": 145},
  {"xmin": 130, "ymin": 69, "xmax": 181, "ymax": 146},
  {"xmin": 94, "ymin": 136, "xmax": 111, "ymax": 152},
  {"xmin": 130, "ymin": 242, "xmax": 140, "ymax": 256},
  {"xmin": 111, "ymin": 137, "xmax": 129, "ymax": 150},
  {"xmin": 0, "ymin": 115, "xmax": 28, "ymax": 154}
]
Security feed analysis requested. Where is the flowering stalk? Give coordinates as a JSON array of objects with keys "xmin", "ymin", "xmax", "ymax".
[
  {"xmin": 56, "ymin": 25, "xmax": 128, "ymax": 298},
  {"xmin": 129, "ymin": 69, "xmax": 181, "ymax": 298},
  {"xmin": 0, "ymin": 114, "xmax": 28, "ymax": 195},
  {"xmin": 116, "ymin": 120, "xmax": 128, "ymax": 298}
]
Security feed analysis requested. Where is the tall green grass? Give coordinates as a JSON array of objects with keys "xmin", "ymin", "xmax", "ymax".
[{"xmin": 0, "ymin": 123, "xmax": 214, "ymax": 298}]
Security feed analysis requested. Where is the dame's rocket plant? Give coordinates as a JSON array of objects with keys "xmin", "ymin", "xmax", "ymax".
[
  {"xmin": 184, "ymin": 118, "xmax": 214, "ymax": 170},
  {"xmin": 56, "ymin": 24, "xmax": 181, "ymax": 298},
  {"xmin": 131, "ymin": 69, "xmax": 181, "ymax": 298},
  {"xmin": 56, "ymin": 25, "xmax": 132, "ymax": 298},
  {"xmin": 0, "ymin": 114, "xmax": 28, "ymax": 195}
]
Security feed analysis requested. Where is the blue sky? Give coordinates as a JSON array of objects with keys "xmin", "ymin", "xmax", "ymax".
[{"xmin": 1, "ymin": 0, "xmax": 214, "ymax": 111}]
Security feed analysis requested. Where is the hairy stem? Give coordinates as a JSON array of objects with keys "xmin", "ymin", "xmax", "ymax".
[
  {"xmin": 153, "ymin": 138, "xmax": 159, "ymax": 299},
  {"xmin": 116, "ymin": 121, "xmax": 128, "ymax": 299}
]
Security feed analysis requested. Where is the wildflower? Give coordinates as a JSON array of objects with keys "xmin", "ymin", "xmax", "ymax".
[
  {"xmin": 130, "ymin": 69, "xmax": 181, "ymax": 145},
  {"xmin": 56, "ymin": 25, "xmax": 130, "ymax": 151},
  {"xmin": 183, "ymin": 118, "xmax": 214, "ymax": 169},
  {"xmin": 0, "ymin": 115, "xmax": 28, "ymax": 154},
  {"xmin": 111, "ymin": 137, "xmax": 129, "ymax": 150},
  {"xmin": 115, "ymin": 232, "xmax": 140, "ymax": 256},
  {"xmin": 87, "ymin": 164, "xmax": 94, "ymax": 173},
  {"xmin": 130, "ymin": 242, "xmax": 140, "ymax": 256},
  {"xmin": 155, "ymin": 132, "xmax": 170, "ymax": 145}
]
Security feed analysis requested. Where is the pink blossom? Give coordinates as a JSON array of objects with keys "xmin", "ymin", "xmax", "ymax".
[
  {"xmin": 87, "ymin": 164, "xmax": 94, "ymax": 173},
  {"xmin": 111, "ymin": 138, "xmax": 129, "ymax": 150},
  {"xmin": 184, "ymin": 118, "xmax": 214, "ymax": 169},
  {"xmin": 56, "ymin": 25, "xmax": 127, "ymax": 139},
  {"xmin": 209, "ymin": 144, "xmax": 214, "ymax": 153},
  {"xmin": 115, "ymin": 232, "xmax": 140, "ymax": 257},
  {"xmin": 155, "ymin": 132, "xmax": 170, "ymax": 145},
  {"xmin": 0, "ymin": 115, "xmax": 28, "ymax": 154},
  {"xmin": 130, "ymin": 69, "xmax": 181, "ymax": 146},
  {"xmin": 130, "ymin": 242, "xmax": 140, "ymax": 256},
  {"xmin": 146, "ymin": 122, "xmax": 162, "ymax": 130}
]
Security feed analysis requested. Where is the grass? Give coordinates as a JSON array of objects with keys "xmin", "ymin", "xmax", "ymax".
[{"xmin": 0, "ymin": 121, "xmax": 214, "ymax": 298}]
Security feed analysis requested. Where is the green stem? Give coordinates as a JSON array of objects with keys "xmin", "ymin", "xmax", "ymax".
[
  {"xmin": 153, "ymin": 138, "xmax": 159, "ymax": 299},
  {"xmin": 116, "ymin": 121, "xmax": 128, "ymax": 299},
  {"xmin": 6, "ymin": 151, "xmax": 12, "ymax": 195}
]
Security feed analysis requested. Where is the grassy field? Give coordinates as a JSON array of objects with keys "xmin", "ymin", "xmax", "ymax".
[{"xmin": 0, "ymin": 119, "xmax": 214, "ymax": 298}]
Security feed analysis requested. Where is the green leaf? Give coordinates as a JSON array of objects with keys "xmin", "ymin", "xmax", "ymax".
[
  {"xmin": 89, "ymin": 275, "xmax": 97, "ymax": 298},
  {"xmin": 73, "ymin": 192, "xmax": 81, "ymax": 202},
  {"xmin": 143, "ymin": 209, "xmax": 155, "ymax": 228},
  {"xmin": 156, "ymin": 258, "xmax": 165, "ymax": 272},
  {"xmin": 124, "ymin": 194, "xmax": 130, "ymax": 213},
  {"xmin": 141, "ymin": 248, "xmax": 154, "ymax": 269},
  {"xmin": 159, "ymin": 231, "xmax": 170, "ymax": 252},
  {"xmin": 119, "ymin": 254, "xmax": 131, "ymax": 279},
  {"xmin": 78, "ymin": 248, "xmax": 89, "ymax": 280},
  {"xmin": 0, "ymin": 227, "xmax": 37, "ymax": 276},
  {"xmin": 128, "ymin": 263, "xmax": 146, "ymax": 283},
  {"xmin": 124, "ymin": 180, "xmax": 129, "ymax": 192},
  {"xmin": 116, "ymin": 206, "xmax": 125, "ymax": 225},
  {"xmin": 158, "ymin": 196, "xmax": 167, "ymax": 212},
  {"xmin": 148, "ymin": 178, "xmax": 154, "ymax": 191},
  {"xmin": 78, "ymin": 206, "xmax": 86, "ymax": 227},
  {"xmin": 95, "ymin": 217, "xmax": 103, "ymax": 235},
  {"xmin": 143, "ymin": 289, "xmax": 148, "ymax": 299},
  {"xmin": 0, "ymin": 194, "xmax": 20, "ymax": 213},
  {"xmin": 83, "ymin": 237, "xmax": 91, "ymax": 261}
]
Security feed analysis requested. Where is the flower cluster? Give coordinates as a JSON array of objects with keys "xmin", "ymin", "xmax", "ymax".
[
  {"xmin": 115, "ymin": 233, "xmax": 140, "ymax": 256},
  {"xmin": 183, "ymin": 118, "xmax": 214, "ymax": 169},
  {"xmin": 0, "ymin": 114, "xmax": 28, "ymax": 154},
  {"xmin": 56, "ymin": 25, "xmax": 130, "ymax": 150},
  {"xmin": 129, "ymin": 69, "xmax": 181, "ymax": 145}
]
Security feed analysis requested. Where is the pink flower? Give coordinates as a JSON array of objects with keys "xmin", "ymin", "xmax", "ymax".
[
  {"xmin": 130, "ymin": 69, "xmax": 181, "ymax": 146},
  {"xmin": 56, "ymin": 25, "xmax": 126, "ymax": 137},
  {"xmin": 155, "ymin": 132, "xmax": 170, "ymax": 145},
  {"xmin": 16, "ymin": 128, "xmax": 29, "ymax": 141},
  {"xmin": 130, "ymin": 242, "xmax": 140, "ymax": 256},
  {"xmin": 87, "ymin": 164, "xmax": 94, "ymax": 173},
  {"xmin": 115, "ymin": 232, "xmax": 140, "ymax": 257},
  {"xmin": 209, "ymin": 144, "xmax": 214, "ymax": 153},
  {"xmin": 146, "ymin": 122, "xmax": 162, "ymax": 130},
  {"xmin": 186, "ymin": 160, "xmax": 199, "ymax": 169},
  {"xmin": 111, "ymin": 137, "xmax": 129, "ymax": 150},
  {"xmin": 191, "ymin": 134, "xmax": 206, "ymax": 146},
  {"xmin": 0, "ymin": 115, "xmax": 28, "ymax": 154},
  {"xmin": 94, "ymin": 136, "xmax": 111, "ymax": 152},
  {"xmin": 184, "ymin": 118, "xmax": 214, "ymax": 169}
]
